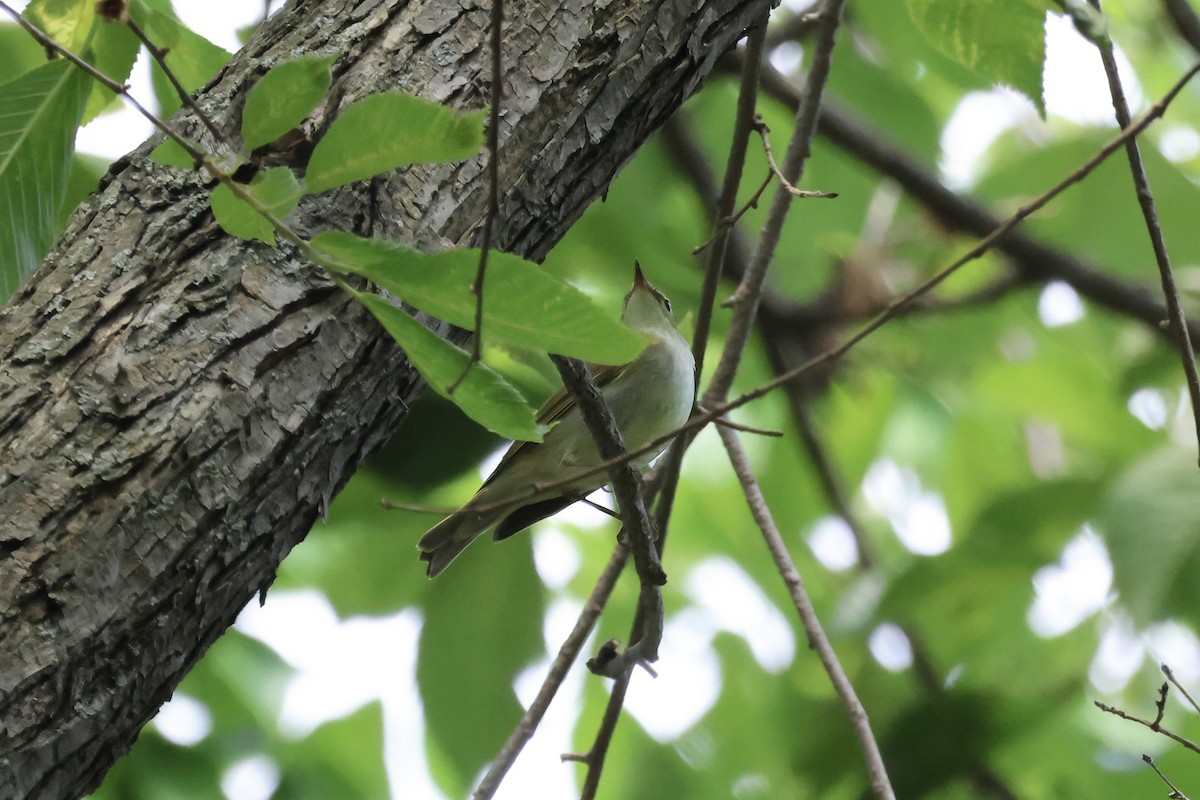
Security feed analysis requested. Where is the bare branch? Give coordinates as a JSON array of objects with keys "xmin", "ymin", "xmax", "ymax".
[
  {"xmin": 719, "ymin": 424, "xmax": 896, "ymax": 799},
  {"xmin": 1095, "ymin": 700, "xmax": 1200, "ymax": 755},
  {"xmin": 473, "ymin": 547, "xmax": 629, "ymax": 800},
  {"xmin": 691, "ymin": 21, "xmax": 770, "ymax": 383},
  {"xmin": 572, "ymin": 19, "xmax": 776, "ymax": 795},
  {"xmin": 705, "ymin": 0, "xmax": 846, "ymax": 405},
  {"xmin": 1163, "ymin": 664, "xmax": 1200, "ymax": 715},
  {"xmin": 550, "ymin": 356, "xmax": 665, "ymax": 679},
  {"xmin": 1089, "ymin": 0, "xmax": 1200, "ymax": 464},
  {"xmin": 124, "ymin": 16, "xmax": 224, "ymax": 142},
  {"xmin": 450, "ymin": 0, "xmax": 505, "ymax": 393},
  {"xmin": 751, "ymin": 114, "xmax": 837, "ymax": 199},
  {"xmin": 1143, "ymin": 754, "xmax": 1192, "ymax": 800}
]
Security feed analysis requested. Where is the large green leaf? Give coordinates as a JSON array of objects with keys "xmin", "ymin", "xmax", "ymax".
[
  {"xmin": 312, "ymin": 231, "xmax": 648, "ymax": 365},
  {"xmin": 346, "ymin": 287, "xmax": 544, "ymax": 441},
  {"xmin": 276, "ymin": 468, "xmax": 433, "ymax": 615},
  {"xmin": 417, "ymin": 532, "xmax": 542, "ymax": 796},
  {"xmin": 1098, "ymin": 446, "xmax": 1200, "ymax": 627},
  {"xmin": 278, "ymin": 703, "xmax": 389, "ymax": 800},
  {"xmin": 132, "ymin": 0, "xmax": 231, "ymax": 115},
  {"xmin": 82, "ymin": 18, "xmax": 140, "ymax": 124},
  {"xmin": 241, "ymin": 55, "xmax": 334, "ymax": 151},
  {"xmin": 58, "ymin": 151, "xmax": 109, "ymax": 225},
  {"xmin": 977, "ymin": 136, "xmax": 1200, "ymax": 276},
  {"xmin": 905, "ymin": 0, "xmax": 1047, "ymax": 115},
  {"xmin": 0, "ymin": 23, "xmax": 48, "ymax": 87},
  {"xmin": 24, "ymin": 0, "xmax": 94, "ymax": 53},
  {"xmin": 304, "ymin": 92, "xmax": 485, "ymax": 193},
  {"xmin": 209, "ymin": 166, "xmax": 302, "ymax": 245},
  {"xmin": 0, "ymin": 59, "xmax": 89, "ymax": 301}
]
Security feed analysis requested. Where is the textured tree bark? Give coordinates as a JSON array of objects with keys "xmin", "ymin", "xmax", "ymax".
[{"xmin": 0, "ymin": 0, "xmax": 770, "ymax": 795}]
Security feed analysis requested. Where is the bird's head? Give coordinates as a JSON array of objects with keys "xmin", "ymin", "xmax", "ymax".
[{"xmin": 621, "ymin": 261, "xmax": 678, "ymax": 340}]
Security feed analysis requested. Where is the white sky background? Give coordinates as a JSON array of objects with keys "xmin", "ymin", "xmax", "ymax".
[{"xmin": 8, "ymin": 1, "xmax": 1191, "ymax": 797}]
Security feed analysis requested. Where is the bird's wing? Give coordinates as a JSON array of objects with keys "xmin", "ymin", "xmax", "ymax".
[{"xmin": 482, "ymin": 361, "xmax": 629, "ymax": 486}]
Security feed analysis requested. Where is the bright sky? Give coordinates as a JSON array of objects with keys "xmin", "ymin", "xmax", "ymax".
[{"xmin": 10, "ymin": 2, "xmax": 1196, "ymax": 798}]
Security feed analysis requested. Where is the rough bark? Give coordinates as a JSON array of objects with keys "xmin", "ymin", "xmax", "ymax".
[{"xmin": 0, "ymin": 0, "xmax": 770, "ymax": 796}]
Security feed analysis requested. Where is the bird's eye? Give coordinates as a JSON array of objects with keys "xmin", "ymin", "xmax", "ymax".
[{"xmin": 662, "ymin": 297, "xmax": 672, "ymax": 313}]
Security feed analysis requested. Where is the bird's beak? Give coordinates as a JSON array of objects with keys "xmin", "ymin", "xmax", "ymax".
[{"xmin": 633, "ymin": 260, "xmax": 651, "ymax": 291}]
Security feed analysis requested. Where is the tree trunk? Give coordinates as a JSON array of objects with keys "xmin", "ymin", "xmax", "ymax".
[{"xmin": 0, "ymin": 0, "xmax": 769, "ymax": 795}]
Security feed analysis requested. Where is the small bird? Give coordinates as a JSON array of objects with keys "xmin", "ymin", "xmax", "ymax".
[{"xmin": 418, "ymin": 263, "xmax": 695, "ymax": 577}]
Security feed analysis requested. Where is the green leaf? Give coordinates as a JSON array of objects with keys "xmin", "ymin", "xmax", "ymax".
[
  {"xmin": 241, "ymin": 56, "xmax": 334, "ymax": 151},
  {"xmin": 346, "ymin": 287, "xmax": 543, "ymax": 441},
  {"xmin": 25, "ymin": 0, "xmax": 94, "ymax": 53},
  {"xmin": 905, "ymin": 0, "xmax": 1047, "ymax": 116},
  {"xmin": 0, "ymin": 23, "xmax": 52, "ymax": 86},
  {"xmin": 131, "ymin": 0, "xmax": 231, "ymax": 115},
  {"xmin": 82, "ymin": 18, "xmax": 140, "ymax": 124},
  {"xmin": 58, "ymin": 151, "xmax": 109, "ymax": 225},
  {"xmin": 312, "ymin": 231, "xmax": 648, "ymax": 365},
  {"xmin": 209, "ymin": 167, "xmax": 301, "ymax": 244},
  {"xmin": 150, "ymin": 136, "xmax": 197, "ymax": 168},
  {"xmin": 978, "ymin": 136, "xmax": 1200, "ymax": 277},
  {"xmin": 276, "ymin": 469, "xmax": 432, "ymax": 614},
  {"xmin": 0, "ymin": 59, "xmax": 89, "ymax": 301},
  {"xmin": 279, "ymin": 703, "xmax": 389, "ymax": 799},
  {"xmin": 304, "ymin": 92, "xmax": 485, "ymax": 194},
  {"xmin": 1098, "ymin": 446, "xmax": 1200, "ymax": 627},
  {"xmin": 417, "ymin": 532, "xmax": 542, "ymax": 796}
]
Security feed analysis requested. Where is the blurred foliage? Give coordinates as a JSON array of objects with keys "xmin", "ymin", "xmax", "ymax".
[{"xmin": 0, "ymin": 0, "xmax": 1185, "ymax": 797}]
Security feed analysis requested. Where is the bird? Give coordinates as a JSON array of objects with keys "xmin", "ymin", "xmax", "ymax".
[{"xmin": 417, "ymin": 262, "xmax": 695, "ymax": 577}]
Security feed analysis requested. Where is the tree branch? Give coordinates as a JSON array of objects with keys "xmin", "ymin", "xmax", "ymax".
[
  {"xmin": 472, "ymin": 546, "xmax": 628, "ymax": 800},
  {"xmin": 1089, "ymin": 0, "xmax": 1200, "ymax": 461},
  {"xmin": 550, "ymin": 356, "xmax": 665, "ymax": 679},
  {"xmin": 719, "ymin": 424, "xmax": 896, "ymax": 799}
]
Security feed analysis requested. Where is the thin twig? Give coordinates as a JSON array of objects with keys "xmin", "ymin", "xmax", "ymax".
[
  {"xmin": 1163, "ymin": 664, "xmax": 1200, "ymax": 715},
  {"xmin": 1143, "ymin": 754, "xmax": 1192, "ymax": 800},
  {"xmin": 124, "ymin": 16, "xmax": 224, "ymax": 142},
  {"xmin": 1095, "ymin": 701, "xmax": 1200, "ymax": 755},
  {"xmin": 673, "ymin": 122, "xmax": 1021, "ymax": 797},
  {"xmin": 691, "ymin": 170, "xmax": 773, "ymax": 255},
  {"xmin": 1155, "ymin": 680, "xmax": 1170, "ymax": 727},
  {"xmin": 1090, "ymin": 0, "xmax": 1200, "ymax": 465},
  {"xmin": 578, "ymin": 495, "xmax": 622, "ymax": 520},
  {"xmin": 378, "ymin": 498, "xmax": 455, "ymax": 514},
  {"xmin": 450, "ymin": 0, "xmax": 504, "ymax": 394},
  {"xmin": 577, "ymin": 669, "xmax": 632, "ymax": 800},
  {"xmin": 752, "ymin": 114, "xmax": 837, "ymax": 199},
  {"xmin": 550, "ymin": 356, "xmax": 665, "ymax": 678},
  {"xmin": 472, "ymin": 547, "xmax": 629, "ymax": 800},
  {"xmin": 713, "ymin": 415, "xmax": 783, "ymax": 437},
  {"xmin": 704, "ymin": 0, "xmax": 845, "ymax": 405},
  {"xmin": 719, "ymin": 424, "xmax": 895, "ymax": 799},
  {"xmin": 689, "ymin": 23, "xmax": 770, "ymax": 383}
]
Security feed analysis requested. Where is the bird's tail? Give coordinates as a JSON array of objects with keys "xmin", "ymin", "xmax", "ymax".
[{"xmin": 417, "ymin": 503, "xmax": 506, "ymax": 578}]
